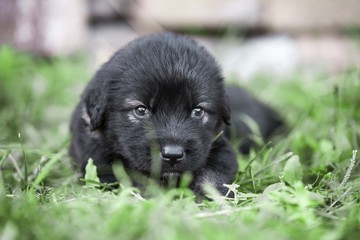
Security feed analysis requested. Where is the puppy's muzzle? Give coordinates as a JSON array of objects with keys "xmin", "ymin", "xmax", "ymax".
[{"xmin": 161, "ymin": 145, "xmax": 185, "ymax": 167}]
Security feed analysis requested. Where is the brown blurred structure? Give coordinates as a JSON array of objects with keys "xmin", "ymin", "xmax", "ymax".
[
  {"xmin": 261, "ymin": 0, "xmax": 360, "ymax": 32},
  {"xmin": 0, "ymin": 0, "xmax": 87, "ymax": 56},
  {"xmin": 128, "ymin": 0, "xmax": 360, "ymax": 32}
]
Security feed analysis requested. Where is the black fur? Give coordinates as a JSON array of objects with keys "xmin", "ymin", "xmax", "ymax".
[
  {"xmin": 69, "ymin": 32, "xmax": 283, "ymax": 196},
  {"xmin": 225, "ymin": 86, "xmax": 284, "ymax": 154}
]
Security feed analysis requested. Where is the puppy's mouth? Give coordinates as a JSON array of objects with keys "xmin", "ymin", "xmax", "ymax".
[
  {"xmin": 160, "ymin": 172, "xmax": 181, "ymax": 188},
  {"xmin": 162, "ymin": 172, "xmax": 181, "ymax": 178}
]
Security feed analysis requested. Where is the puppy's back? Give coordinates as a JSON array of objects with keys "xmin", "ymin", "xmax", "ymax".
[{"xmin": 225, "ymin": 85, "xmax": 284, "ymax": 153}]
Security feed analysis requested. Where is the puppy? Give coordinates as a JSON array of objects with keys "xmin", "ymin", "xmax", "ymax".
[{"xmin": 69, "ymin": 32, "xmax": 283, "ymax": 196}]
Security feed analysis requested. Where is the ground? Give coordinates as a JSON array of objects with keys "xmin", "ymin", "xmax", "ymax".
[{"xmin": 0, "ymin": 46, "xmax": 359, "ymax": 240}]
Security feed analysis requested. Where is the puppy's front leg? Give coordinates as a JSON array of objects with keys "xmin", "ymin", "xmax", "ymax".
[{"xmin": 191, "ymin": 138, "xmax": 238, "ymax": 198}]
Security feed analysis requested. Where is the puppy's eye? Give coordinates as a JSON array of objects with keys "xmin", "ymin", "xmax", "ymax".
[
  {"xmin": 191, "ymin": 107, "xmax": 205, "ymax": 118},
  {"xmin": 134, "ymin": 106, "xmax": 149, "ymax": 118}
]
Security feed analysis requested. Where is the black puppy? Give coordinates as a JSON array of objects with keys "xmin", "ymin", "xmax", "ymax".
[{"xmin": 70, "ymin": 32, "xmax": 282, "ymax": 196}]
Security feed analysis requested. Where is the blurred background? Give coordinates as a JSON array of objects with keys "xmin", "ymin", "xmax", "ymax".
[{"xmin": 1, "ymin": 0, "xmax": 360, "ymax": 80}]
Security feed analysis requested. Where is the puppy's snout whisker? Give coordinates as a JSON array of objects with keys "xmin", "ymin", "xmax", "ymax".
[{"xmin": 161, "ymin": 145, "xmax": 185, "ymax": 167}]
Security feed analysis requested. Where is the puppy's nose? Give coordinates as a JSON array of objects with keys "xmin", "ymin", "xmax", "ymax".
[{"xmin": 161, "ymin": 145, "xmax": 184, "ymax": 166}]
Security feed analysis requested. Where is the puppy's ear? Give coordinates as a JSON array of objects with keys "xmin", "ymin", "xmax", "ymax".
[
  {"xmin": 222, "ymin": 103, "xmax": 231, "ymax": 125},
  {"xmin": 83, "ymin": 80, "xmax": 107, "ymax": 131}
]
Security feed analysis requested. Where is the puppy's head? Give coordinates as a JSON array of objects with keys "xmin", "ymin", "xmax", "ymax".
[{"xmin": 83, "ymin": 32, "xmax": 230, "ymax": 179}]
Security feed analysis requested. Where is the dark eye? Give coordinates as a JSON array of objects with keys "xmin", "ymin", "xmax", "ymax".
[
  {"xmin": 134, "ymin": 106, "xmax": 149, "ymax": 118},
  {"xmin": 191, "ymin": 107, "xmax": 205, "ymax": 118}
]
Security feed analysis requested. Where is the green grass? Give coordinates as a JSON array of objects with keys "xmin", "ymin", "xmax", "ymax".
[{"xmin": 0, "ymin": 46, "xmax": 359, "ymax": 240}]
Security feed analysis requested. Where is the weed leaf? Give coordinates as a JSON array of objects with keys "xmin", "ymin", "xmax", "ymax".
[
  {"xmin": 84, "ymin": 158, "xmax": 100, "ymax": 186},
  {"xmin": 283, "ymin": 155, "xmax": 303, "ymax": 186}
]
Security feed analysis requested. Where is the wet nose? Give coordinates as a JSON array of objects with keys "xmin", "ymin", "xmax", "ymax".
[{"xmin": 161, "ymin": 145, "xmax": 184, "ymax": 166}]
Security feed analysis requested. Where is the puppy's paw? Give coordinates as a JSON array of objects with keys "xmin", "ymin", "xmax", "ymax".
[{"xmin": 190, "ymin": 169, "xmax": 233, "ymax": 199}]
